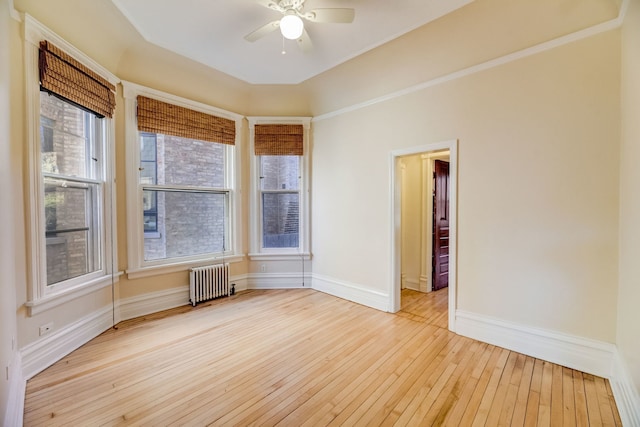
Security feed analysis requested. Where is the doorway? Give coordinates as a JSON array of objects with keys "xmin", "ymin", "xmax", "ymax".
[{"xmin": 390, "ymin": 140, "xmax": 457, "ymax": 333}]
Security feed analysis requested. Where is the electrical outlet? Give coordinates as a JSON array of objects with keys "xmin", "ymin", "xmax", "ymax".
[
  {"xmin": 5, "ymin": 354, "xmax": 13, "ymax": 381},
  {"xmin": 261, "ymin": 264, "xmax": 266, "ymax": 273},
  {"xmin": 39, "ymin": 322, "xmax": 53, "ymax": 336}
]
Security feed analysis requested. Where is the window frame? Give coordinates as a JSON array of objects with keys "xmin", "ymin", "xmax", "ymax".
[
  {"xmin": 122, "ymin": 81, "xmax": 244, "ymax": 279},
  {"xmin": 23, "ymin": 15, "xmax": 119, "ymax": 315},
  {"xmin": 248, "ymin": 117, "xmax": 311, "ymax": 260}
]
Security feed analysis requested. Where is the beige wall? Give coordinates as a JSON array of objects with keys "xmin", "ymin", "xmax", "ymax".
[
  {"xmin": 15, "ymin": 0, "xmax": 136, "ymax": 72},
  {"xmin": 618, "ymin": 0, "xmax": 640, "ymax": 394},
  {"xmin": 400, "ymin": 155, "xmax": 423, "ymax": 290},
  {"xmin": 311, "ymin": 30, "xmax": 620, "ymax": 342},
  {"xmin": 0, "ymin": 0, "xmax": 19, "ymax": 419},
  {"xmin": 116, "ymin": 49, "xmax": 251, "ymax": 115},
  {"xmin": 302, "ymin": 0, "xmax": 619, "ymax": 116}
]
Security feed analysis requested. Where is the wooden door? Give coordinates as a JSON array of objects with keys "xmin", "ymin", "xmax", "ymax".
[{"xmin": 432, "ymin": 160, "xmax": 450, "ymax": 291}]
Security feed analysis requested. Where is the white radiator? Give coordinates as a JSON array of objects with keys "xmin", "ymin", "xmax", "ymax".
[{"xmin": 189, "ymin": 263, "xmax": 229, "ymax": 306}]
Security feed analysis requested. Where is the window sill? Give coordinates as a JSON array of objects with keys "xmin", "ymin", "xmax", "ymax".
[
  {"xmin": 25, "ymin": 272, "xmax": 122, "ymax": 316},
  {"xmin": 126, "ymin": 254, "xmax": 245, "ymax": 280},
  {"xmin": 248, "ymin": 252, "xmax": 312, "ymax": 261}
]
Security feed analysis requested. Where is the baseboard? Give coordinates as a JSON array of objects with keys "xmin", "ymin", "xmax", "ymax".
[
  {"xmin": 247, "ymin": 272, "xmax": 312, "ymax": 289},
  {"xmin": 21, "ymin": 306, "xmax": 113, "ymax": 380},
  {"xmin": 456, "ymin": 310, "xmax": 615, "ymax": 378},
  {"xmin": 419, "ymin": 275, "xmax": 429, "ymax": 293},
  {"xmin": 118, "ymin": 286, "xmax": 189, "ymax": 321},
  {"xmin": 311, "ymin": 274, "xmax": 389, "ymax": 312},
  {"xmin": 610, "ymin": 350, "xmax": 640, "ymax": 426},
  {"xmin": 230, "ymin": 274, "xmax": 249, "ymax": 292},
  {"xmin": 403, "ymin": 277, "xmax": 420, "ymax": 291},
  {"xmin": 4, "ymin": 351, "xmax": 25, "ymax": 427},
  {"xmin": 117, "ymin": 274, "xmax": 260, "ymax": 321}
]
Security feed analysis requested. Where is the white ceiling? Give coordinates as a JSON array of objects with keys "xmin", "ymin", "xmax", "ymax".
[{"xmin": 111, "ymin": 0, "xmax": 473, "ymax": 85}]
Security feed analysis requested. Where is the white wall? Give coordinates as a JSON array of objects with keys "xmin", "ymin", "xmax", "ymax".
[
  {"xmin": 311, "ymin": 30, "xmax": 620, "ymax": 342},
  {"xmin": 618, "ymin": 0, "xmax": 640, "ymax": 400},
  {"xmin": 0, "ymin": 0, "xmax": 21, "ymax": 422}
]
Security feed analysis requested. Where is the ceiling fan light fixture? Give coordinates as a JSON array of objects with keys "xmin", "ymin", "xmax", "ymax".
[{"xmin": 280, "ymin": 13, "xmax": 304, "ymax": 40}]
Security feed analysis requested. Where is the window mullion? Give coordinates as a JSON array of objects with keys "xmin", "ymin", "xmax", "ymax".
[
  {"xmin": 43, "ymin": 173, "xmax": 103, "ymax": 186},
  {"xmin": 261, "ymin": 189, "xmax": 300, "ymax": 195},
  {"xmin": 141, "ymin": 184, "xmax": 230, "ymax": 194}
]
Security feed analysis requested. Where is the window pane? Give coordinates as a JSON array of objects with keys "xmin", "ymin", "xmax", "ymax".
[
  {"xmin": 40, "ymin": 93, "xmax": 96, "ymax": 178},
  {"xmin": 140, "ymin": 133, "xmax": 157, "ymax": 185},
  {"xmin": 46, "ymin": 230, "xmax": 91, "ymax": 285},
  {"xmin": 142, "ymin": 190, "xmax": 157, "ymax": 232},
  {"xmin": 262, "ymin": 193, "xmax": 299, "ymax": 248},
  {"xmin": 140, "ymin": 133, "xmax": 157, "ymax": 162},
  {"xmin": 141, "ymin": 133, "xmax": 225, "ymax": 188},
  {"xmin": 144, "ymin": 190, "xmax": 227, "ymax": 261},
  {"xmin": 44, "ymin": 179, "xmax": 100, "ymax": 285},
  {"xmin": 261, "ymin": 156, "xmax": 299, "ymax": 191}
]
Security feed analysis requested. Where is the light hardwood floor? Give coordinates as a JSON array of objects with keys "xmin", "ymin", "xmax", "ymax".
[{"xmin": 24, "ymin": 288, "xmax": 622, "ymax": 426}]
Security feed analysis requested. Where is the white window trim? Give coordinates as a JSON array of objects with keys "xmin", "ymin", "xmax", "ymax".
[
  {"xmin": 247, "ymin": 117, "xmax": 311, "ymax": 261},
  {"xmin": 23, "ymin": 15, "xmax": 119, "ymax": 315},
  {"xmin": 122, "ymin": 81, "xmax": 244, "ymax": 279}
]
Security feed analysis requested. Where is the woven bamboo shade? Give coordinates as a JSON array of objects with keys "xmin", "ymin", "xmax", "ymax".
[
  {"xmin": 136, "ymin": 96, "xmax": 236, "ymax": 145},
  {"xmin": 39, "ymin": 41, "xmax": 116, "ymax": 118},
  {"xmin": 254, "ymin": 124, "xmax": 304, "ymax": 156}
]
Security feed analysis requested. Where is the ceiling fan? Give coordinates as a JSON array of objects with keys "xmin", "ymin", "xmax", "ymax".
[{"xmin": 244, "ymin": 0, "xmax": 355, "ymax": 52}]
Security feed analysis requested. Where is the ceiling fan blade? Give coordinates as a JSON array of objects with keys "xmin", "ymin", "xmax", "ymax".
[
  {"xmin": 305, "ymin": 8, "xmax": 355, "ymax": 23},
  {"xmin": 244, "ymin": 20, "xmax": 280, "ymax": 42},
  {"xmin": 297, "ymin": 29, "xmax": 313, "ymax": 53},
  {"xmin": 255, "ymin": 0, "xmax": 283, "ymax": 13}
]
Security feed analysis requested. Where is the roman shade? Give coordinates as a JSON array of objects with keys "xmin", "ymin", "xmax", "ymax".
[
  {"xmin": 136, "ymin": 96, "xmax": 236, "ymax": 145},
  {"xmin": 39, "ymin": 41, "xmax": 116, "ymax": 118},
  {"xmin": 254, "ymin": 124, "xmax": 304, "ymax": 156}
]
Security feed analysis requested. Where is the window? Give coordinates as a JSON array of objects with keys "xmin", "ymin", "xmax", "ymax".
[
  {"xmin": 123, "ymin": 82, "xmax": 243, "ymax": 278},
  {"xmin": 248, "ymin": 118, "xmax": 311, "ymax": 259},
  {"xmin": 260, "ymin": 156, "xmax": 300, "ymax": 248},
  {"xmin": 24, "ymin": 21, "xmax": 118, "ymax": 314},
  {"xmin": 40, "ymin": 94, "xmax": 104, "ymax": 285},
  {"xmin": 139, "ymin": 133, "xmax": 230, "ymax": 262}
]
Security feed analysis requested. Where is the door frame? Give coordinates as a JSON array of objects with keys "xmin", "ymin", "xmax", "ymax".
[{"xmin": 389, "ymin": 139, "xmax": 458, "ymax": 333}]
